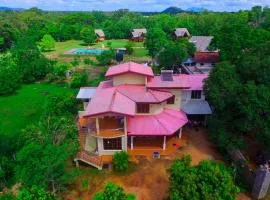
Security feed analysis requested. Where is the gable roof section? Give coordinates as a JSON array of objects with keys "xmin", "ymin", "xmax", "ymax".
[
  {"xmin": 194, "ymin": 52, "xmax": 220, "ymax": 63},
  {"xmin": 190, "ymin": 36, "xmax": 213, "ymax": 52},
  {"xmin": 105, "ymin": 62, "xmax": 154, "ymax": 77},
  {"xmin": 116, "ymin": 85, "xmax": 173, "ymax": 103},
  {"xmin": 83, "ymin": 82, "xmax": 136, "ymax": 117},
  {"xmin": 95, "ymin": 29, "xmax": 105, "ymax": 37},
  {"xmin": 175, "ymin": 28, "xmax": 190, "ymax": 37},
  {"xmin": 132, "ymin": 28, "xmax": 147, "ymax": 37}
]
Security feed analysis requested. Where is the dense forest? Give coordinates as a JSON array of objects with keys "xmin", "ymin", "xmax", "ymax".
[{"xmin": 1, "ymin": 6, "xmax": 270, "ymax": 199}]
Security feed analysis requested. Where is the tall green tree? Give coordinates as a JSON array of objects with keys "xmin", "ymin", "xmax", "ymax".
[
  {"xmin": 40, "ymin": 34, "xmax": 56, "ymax": 52},
  {"xmin": 11, "ymin": 36, "xmax": 53, "ymax": 83},
  {"xmin": 144, "ymin": 27, "xmax": 168, "ymax": 59},
  {"xmin": 169, "ymin": 156, "xmax": 239, "ymax": 200},
  {"xmin": 0, "ymin": 54, "xmax": 21, "ymax": 95},
  {"xmin": 80, "ymin": 27, "xmax": 97, "ymax": 45}
]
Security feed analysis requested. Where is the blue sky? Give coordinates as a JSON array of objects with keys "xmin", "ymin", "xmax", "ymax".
[{"xmin": 1, "ymin": 0, "xmax": 270, "ymax": 12}]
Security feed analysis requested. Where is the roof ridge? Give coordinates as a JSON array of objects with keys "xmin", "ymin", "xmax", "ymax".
[
  {"xmin": 108, "ymin": 89, "xmax": 117, "ymax": 112},
  {"xmin": 115, "ymin": 88, "xmax": 136, "ymax": 103},
  {"xmin": 148, "ymin": 89, "xmax": 161, "ymax": 102},
  {"xmin": 153, "ymin": 113, "xmax": 170, "ymax": 134}
]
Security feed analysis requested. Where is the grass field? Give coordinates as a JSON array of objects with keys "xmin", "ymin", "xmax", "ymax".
[
  {"xmin": 45, "ymin": 39, "xmax": 148, "ymax": 59},
  {"xmin": 0, "ymin": 83, "xmax": 75, "ymax": 135}
]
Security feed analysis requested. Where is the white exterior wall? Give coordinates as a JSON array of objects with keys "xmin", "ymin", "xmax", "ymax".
[
  {"xmin": 113, "ymin": 73, "xmax": 146, "ymax": 86},
  {"xmin": 180, "ymin": 90, "xmax": 205, "ymax": 107}
]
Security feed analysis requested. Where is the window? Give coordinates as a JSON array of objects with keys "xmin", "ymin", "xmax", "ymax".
[
  {"xmin": 191, "ymin": 90, "xmax": 202, "ymax": 99},
  {"xmin": 137, "ymin": 104, "xmax": 150, "ymax": 113},
  {"xmin": 200, "ymin": 63, "xmax": 204, "ymax": 66},
  {"xmin": 167, "ymin": 96, "xmax": 175, "ymax": 104},
  {"xmin": 103, "ymin": 138, "xmax": 122, "ymax": 150}
]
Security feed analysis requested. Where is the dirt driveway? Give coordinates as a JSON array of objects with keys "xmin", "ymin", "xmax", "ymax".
[{"xmin": 65, "ymin": 128, "xmax": 250, "ymax": 200}]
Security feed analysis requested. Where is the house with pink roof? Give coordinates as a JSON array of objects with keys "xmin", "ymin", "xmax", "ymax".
[{"xmin": 75, "ymin": 62, "xmax": 212, "ymax": 169}]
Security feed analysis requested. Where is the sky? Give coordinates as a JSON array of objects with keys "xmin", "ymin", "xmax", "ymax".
[{"xmin": 1, "ymin": 0, "xmax": 270, "ymax": 12}]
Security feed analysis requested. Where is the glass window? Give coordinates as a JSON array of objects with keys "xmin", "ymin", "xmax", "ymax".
[
  {"xmin": 191, "ymin": 90, "xmax": 202, "ymax": 99},
  {"xmin": 103, "ymin": 138, "xmax": 122, "ymax": 150},
  {"xmin": 167, "ymin": 95, "xmax": 175, "ymax": 104},
  {"xmin": 137, "ymin": 104, "xmax": 150, "ymax": 113}
]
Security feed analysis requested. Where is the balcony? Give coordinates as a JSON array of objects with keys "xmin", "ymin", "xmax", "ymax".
[{"xmin": 90, "ymin": 116, "xmax": 125, "ymax": 138}]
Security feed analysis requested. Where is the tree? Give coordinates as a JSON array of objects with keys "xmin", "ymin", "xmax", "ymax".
[
  {"xmin": 158, "ymin": 41, "xmax": 188, "ymax": 70},
  {"xmin": 46, "ymin": 62, "xmax": 70, "ymax": 82},
  {"xmin": 169, "ymin": 156, "xmax": 239, "ymax": 200},
  {"xmin": 17, "ymin": 185, "xmax": 55, "ymax": 200},
  {"xmin": 40, "ymin": 34, "xmax": 56, "ymax": 52},
  {"xmin": 11, "ymin": 36, "xmax": 53, "ymax": 83},
  {"xmin": 0, "ymin": 54, "xmax": 21, "ymax": 95},
  {"xmin": 96, "ymin": 49, "xmax": 115, "ymax": 65},
  {"xmin": 93, "ymin": 182, "xmax": 135, "ymax": 200},
  {"xmin": 144, "ymin": 27, "xmax": 168, "ymax": 59},
  {"xmin": 70, "ymin": 72, "xmax": 88, "ymax": 88},
  {"xmin": 113, "ymin": 151, "xmax": 129, "ymax": 172},
  {"xmin": 80, "ymin": 27, "xmax": 97, "ymax": 45}
]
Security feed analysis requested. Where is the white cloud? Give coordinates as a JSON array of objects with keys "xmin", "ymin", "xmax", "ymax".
[{"xmin": 0, "ymin": 0, "xmax": 269, "ymax": 11}]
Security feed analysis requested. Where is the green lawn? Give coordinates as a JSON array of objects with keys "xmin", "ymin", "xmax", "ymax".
[
  {"xmin": 45, "ymin": 39, "xmax": 148, "ymax": 58},
  {"xmin": 0, "ymin": 83, "xmax": 75, "ymax": 135}
]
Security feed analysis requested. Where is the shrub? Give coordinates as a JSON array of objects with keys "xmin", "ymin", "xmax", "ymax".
[
  {"xmin": 17, "ymin": 185, "xmax": 55, "ymax": 200},
  {"xmin": 93, "ymin": 182, "xmax": 135, "ymax": 200},
  {"xmin": 125, "ymin": 41, "xmax": 133, "ymax": 55},
  {"xmin": 46, "ymin": 62, "xmax": 70, "ymax": 82},
  {"xmin": 71, "ymin": 56, "xmax": 80, "ymax": 67},
  {"xmin": 70, "ymin": 72, "xmax": 88, "ymax": 88},
  {"xmin": 96, "ymin": 49, "xmax": 115, "ymax": 65},
  {"xmin": 113, "ymin": 151, "xmax": 129, "ymax": 172}
]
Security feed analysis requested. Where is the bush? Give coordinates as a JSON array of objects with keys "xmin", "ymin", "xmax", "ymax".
[
  {"xmin": 44, "ymin": 92, "xmax": 77, "ymax": 116},
  {"xmin": 71, "ymin": 56, "xmax": 80, "ymax": 67},
  {"xmin": 17, "ymin": 185, "xmax": 55, "ymax": 200},
  {"xmin": 70, "ymin": 72, "xmax": 88, "ymax": 88},
  {"xmin": 96, "ymin": 49, "xmax": 115, "ymax": 65},
  {"xmin": 93, "ymin": 182, "xmax": 135, "ymax": 200},
  {"xmin": 125, "ymin": 41, "xmax": 133, "ymax": 55},
  {"xmin": 83, "ymin": 58, "xmax": 96, "ymax": 66},
  {"xmin": 46, "ymin": 62, "xmax": 70, "ymax": 82},
  {"xmin": 113, "ymin": 151, "xmax": 129, "ymax": 172},
  {"xmin": 88, "ymin": 72, "xmax": 105, "ymax": 87}
]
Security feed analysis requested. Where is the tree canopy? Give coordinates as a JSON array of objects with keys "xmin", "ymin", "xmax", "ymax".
[{"xmin": 169, "ymin": 156, "xmax": 239, "ymax": 200}]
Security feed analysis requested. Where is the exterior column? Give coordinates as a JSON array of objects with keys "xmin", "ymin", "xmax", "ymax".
[
  {"xmin": 179, "ymin": 128, "xmax": 182, "ymax": 139},
  {"xmin": 124, "ymin": 117, "xmax": 127, "ymax": 135},
  {"xmin": 131, "ymin": 136, "xmax": 134, "ymax": 150},
  {"xmin": 163, "ymin": 136, "xmax": 166, "ymax": 150},
  {"xmin": 96, "ymin": 117, "xmax": 99, "ymax": 135}
]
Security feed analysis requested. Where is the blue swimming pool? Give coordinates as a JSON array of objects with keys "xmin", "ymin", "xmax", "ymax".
[{"xmin": 74, "ymin": 49, "xmax": 105, "ymax": 55}]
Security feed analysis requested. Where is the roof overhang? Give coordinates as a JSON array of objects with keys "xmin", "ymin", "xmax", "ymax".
[{"xmin": 182, "ymin": 100, "xmax": 212, "ymax": 115}]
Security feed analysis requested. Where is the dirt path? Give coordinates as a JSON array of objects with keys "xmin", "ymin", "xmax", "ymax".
[{"xmin": 65, "ymin": 128, "xmax": 249, "ymax": 200}]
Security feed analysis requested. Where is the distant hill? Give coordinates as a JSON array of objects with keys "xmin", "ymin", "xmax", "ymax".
[
  {"xmin": 162, "ymin": 7, "xmax": 184, "ymax": 14},
  {"xmin": 0, "ymin": 6, "xmax": 24, "ymax": 11},
  {"xmin": 161, "ymin": 6, "xmax": 207, "ymax": 14}
]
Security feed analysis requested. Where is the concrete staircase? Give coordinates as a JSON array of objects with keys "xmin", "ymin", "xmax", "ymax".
[{"xmin": 74, "ymin": 151, "xmax": 103, "ymax": 170}]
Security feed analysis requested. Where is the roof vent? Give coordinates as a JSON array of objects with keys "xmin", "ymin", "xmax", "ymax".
[{"xmin": 161, "ymin": 70, "xmax": 173, "ymax": 81}]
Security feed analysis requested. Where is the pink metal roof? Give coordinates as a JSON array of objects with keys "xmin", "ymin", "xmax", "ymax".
[
  {"xmin": 127, "ymin": 108, "xmax": 188, "ymax": 136},
  {"xmin": 115, "ymin": 85, "xmax": 173, "ymax": 103},
  {"xmin": 147, "ymin": 74, "xmax": 208, "ymax": 90},
  {"xmin": 83, "ymin": 82, "xmax": 136, "ymax": 117},
  {"xmin": 105, "ymin": 62, "xmax": 154, "ymax": 77}
]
